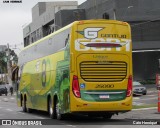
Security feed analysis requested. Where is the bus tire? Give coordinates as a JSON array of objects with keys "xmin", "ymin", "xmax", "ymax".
[
  {"xmin": 27, "ymin": 108, "xmax": 32, "ymax": 113},
  {"xmin": 102, "ymin": 113, "xmax": 113, "ymax": 119},
  {"xmin": 49, "ymin": 98, "xmax": 55, "ymax": 119},
  {"xmin": 55, "ymin": 100, "xmax": 64, "ymax": 120},
  {"xmin": 22, "ymin": 97, "xmax": 27, "ymax": 112}
]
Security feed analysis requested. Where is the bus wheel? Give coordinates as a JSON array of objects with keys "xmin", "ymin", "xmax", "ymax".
[
  {"xmin": 102, "ymin": 113, "xmax": 113, "ymax": 119},
  {"xmin": 22, "ymin": 98, "xmax": 27, "ymax": 112},
  {"xmin": 27, "ymin": 108, "xmax": 32, "ymax": 113},
  {"xmin": 55, "ymin": 100, "xmax": 64, "ymax": 120},
  {"xmin": 49, "ymin": 98, "xmax": 55, "ymax": 119}
]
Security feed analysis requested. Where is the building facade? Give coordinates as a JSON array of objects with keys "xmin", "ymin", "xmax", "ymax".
[
  {"xmin": 23, "ymin": 1, "xmax": 78, "ymax": 47},
  {"xmin": 0, "ymin": 45, "xmax": 7, "ymax": 52}
]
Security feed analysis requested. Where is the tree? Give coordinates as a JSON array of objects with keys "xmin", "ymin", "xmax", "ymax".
[
  {"xmin": 0, "ymin": 51, "xmax": 7, "ymax": 74},
  {"xmin": 9, "ymin": 49, "xmax": 18, "ymax": 64}
]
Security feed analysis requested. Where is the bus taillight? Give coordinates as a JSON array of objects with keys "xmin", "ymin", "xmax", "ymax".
[
  {"xmin": 127, "ymin": 75, "xmax": 132, "ymax": 97},
  {"xmin": 72, "ymin": 75, "xmax": 81, "ymax": 98}
]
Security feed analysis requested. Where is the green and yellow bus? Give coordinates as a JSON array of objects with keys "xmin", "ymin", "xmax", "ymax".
[{"xmin": 17, "ymin": 20, "xmax": 132, "ymax": 119}]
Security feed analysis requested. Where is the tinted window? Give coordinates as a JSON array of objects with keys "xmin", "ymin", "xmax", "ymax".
[{"xmin": 19, "ymin": 28, "xmax": 70, "ymax": 65}]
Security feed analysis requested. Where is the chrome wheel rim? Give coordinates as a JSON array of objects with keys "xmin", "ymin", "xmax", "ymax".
[{"xmin": 49, "ymin": 101, "xmax": 53, "ymax": 115}]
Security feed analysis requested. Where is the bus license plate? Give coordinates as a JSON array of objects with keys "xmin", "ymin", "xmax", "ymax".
[{"xmin": 99, "ymin": 95, "xmax": 109, "ymax": 99}]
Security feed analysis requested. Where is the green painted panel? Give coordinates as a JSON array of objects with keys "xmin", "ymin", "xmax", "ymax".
[{"xmin": 80, "ymin": 90, "xmax": 126, "ymax": 102}]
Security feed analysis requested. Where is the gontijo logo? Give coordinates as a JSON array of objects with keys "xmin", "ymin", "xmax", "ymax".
[
  {"xmin": 75, "ymin": 27, "xmax": 131, "ymax": 52},
  {"xmin": 77, "ymin": 28, "xmax": 104, "ymax": 39}
]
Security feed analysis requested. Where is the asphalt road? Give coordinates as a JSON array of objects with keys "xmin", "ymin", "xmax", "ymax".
[
  {"xmin": 0, "ymin": 89, "xmax": 159, "ymax": 128},
  {"xmin": 133, "ymin": 88, "xmax": 157, "ymax": 106}
]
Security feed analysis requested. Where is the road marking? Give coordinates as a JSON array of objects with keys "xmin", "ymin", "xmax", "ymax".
[
  {"xmin": 133, "ymin": 102, "xmax": 144, "ymax": 106},
  {"xmin": 139, "ymin": 97, "xmax": 157, "ymax": 101},
  {"xmin": 17, "ymin": 112, "xmax": 25, "ymax": 114},
  {"xmin": 6, "ymin": 109, "xmax": 13, "ymax": 112},
  {"xmin": 133, "ymin": 107, "xmax": 157, "ymax": 111},
  {"xmin": 133, "ymin": 97, "xmax": 140, "ymax": 100},
  {"xmin": 33, "ymin": 116, "xmax": 45, "ymax": 119},
  {"xmin": 10, "ymin": 97, "xmax": 15, "ymax": 100},
  {"xmin": 3, "ymin": 98, "xmax": 8, "ymax": 102},
  {"xmin": 148, "ymin": 90, "xmax": 157, "ymax": 93},
  {"xmin": 148, "ymin": 95, "xmax": 156, "ymax": 97},
  {"xmin": 66, "ymin": 125, "xmax": 77, "ymax": 128},
  {"xmin": 59, "ymin": 122, "xmax": 77, "ymax": 127},
  {"xmin": 133, "ymin": 97, "xmax": 157, "ymax": 101}
]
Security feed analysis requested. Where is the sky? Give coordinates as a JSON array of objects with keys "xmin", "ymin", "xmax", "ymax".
[{"xmin": 0, "ymin": 0, "xmax": 86, "ymax": 53}]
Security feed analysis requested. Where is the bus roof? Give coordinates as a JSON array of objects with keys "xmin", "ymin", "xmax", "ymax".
[
  {"xmin": 21, "ymin": 19, "xmax": 129, "ymax": 52},
  {"xmin": 22, "ymin": 23, "xmax": 73, "ymax": 51}
]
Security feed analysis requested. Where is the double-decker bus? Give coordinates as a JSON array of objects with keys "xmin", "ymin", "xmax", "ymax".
[{"xmin": 17, "ymin": 20, "xmax": 132, "ymax": 119}]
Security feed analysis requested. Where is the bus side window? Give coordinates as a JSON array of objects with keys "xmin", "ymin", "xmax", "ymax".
[{"xmin": 65, "ymin": 34, "xmax": 69, "ymax": 46}]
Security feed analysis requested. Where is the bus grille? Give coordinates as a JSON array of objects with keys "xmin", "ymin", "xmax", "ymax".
[{"xmin": 80, "ymin": 61, "xmax": 127, "ymax": 82}]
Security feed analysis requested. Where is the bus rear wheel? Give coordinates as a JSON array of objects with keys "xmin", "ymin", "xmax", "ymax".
[
  {"xmin": 49, "ymin": 98, "xmax": 55, "ymax": 119},
  {"xmin": 22, "ymin": 98, "xmax": 27, "ymax": 112},
  {"xmin": 55, "ymin": 100, "xmax": 64, "ymax": 120},
  {"xmin": 27, "ymin": 108, "xmax": 32, "ymax": 113},
  {"xmin": 22, "ymin": 96, "xmax": 32, "ymax": 113},
  {"xmin": 102, "ymin": 113, "xmax": 113, "ymax": 119}
]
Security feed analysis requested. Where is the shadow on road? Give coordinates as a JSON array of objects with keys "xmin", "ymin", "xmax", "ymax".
[{"xmin": 19, "ymin": 110, "xmax": 130, "ymax": 125}]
